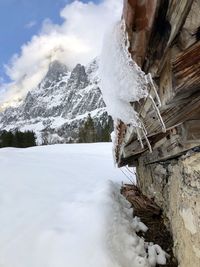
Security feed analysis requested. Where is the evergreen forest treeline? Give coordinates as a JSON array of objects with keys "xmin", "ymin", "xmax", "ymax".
[
  {"xmin": 0, "ymin": 115, "xmax": 112, "ymax": 147},
  {"xmin": 78, "ymin": 114, "xmax": 112, "ymax": 143},
  {"xmin": 0, "ymin": 130, "xmax": 37, "ymax": 148}
]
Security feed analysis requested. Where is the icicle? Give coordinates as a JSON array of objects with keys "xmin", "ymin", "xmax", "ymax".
[
  {"xmin": 136, "ymin": 121, "xmax": 152, "ymax": 153},
  {"xmin": 147, "ymin": 73, "xmax": 161, "ymax": 107},
  {"xmin": 138, "ymin": 117, "xmax": 148, "ymax": 135},
  {"xmin": 149, "ymin": 95, "xmax": 166, "ymax": 133},
  {"xmin": 136, "ymin": 127, "xmax": 144, "ymax": 149},
  {"xmin": 141, "ymin": 128, "xmax": 152, "ymax": 153},
  {"xmin": 144, "ymin": 74, "xmax": 149, "ymax": 86},
  {"xmin": 111, "ymin": 125, "xmax": 118, "ymax": 166}
]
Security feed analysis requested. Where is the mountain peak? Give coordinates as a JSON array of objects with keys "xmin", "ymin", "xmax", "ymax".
[
  {"xmin": 0, "ymin": 58, "xmax": 108, "ymax": 144},
  {"xmin": 43, "ymin": 60, "xmax": 68, "ymax": 87},
  {"xmin": 68, "ymin": 63, "xmax": 88, "ymax": 90},
  {"xmin": 49, "ymin": 60, "xmax": 67, "ymax": 71}
]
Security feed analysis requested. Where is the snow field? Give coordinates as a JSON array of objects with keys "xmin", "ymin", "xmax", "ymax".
[{"xmin": 0, "ymin": 143, "xmax": 166, "ymax": 267}]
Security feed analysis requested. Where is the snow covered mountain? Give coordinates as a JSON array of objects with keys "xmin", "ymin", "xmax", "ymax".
[{"xmin": 0, "ymin": 59, "xmax": 112, "ymax": 144}]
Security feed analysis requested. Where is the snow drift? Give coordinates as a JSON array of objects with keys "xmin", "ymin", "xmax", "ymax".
[{"xmin": 0, "ymin": 143, "xmax": 166, "ymax": 266}]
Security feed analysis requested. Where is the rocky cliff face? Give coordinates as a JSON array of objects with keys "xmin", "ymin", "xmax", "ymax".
[
  {"xmin": 136, "ymin": 149, "xmax": 200, "ymax": 267},
  {"xmin": 0, "ymin": 59, "xmax": 112, "ymax": 144}
]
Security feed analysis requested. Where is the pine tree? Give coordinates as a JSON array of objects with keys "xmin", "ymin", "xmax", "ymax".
[
  {"xmin": 101, "ymin": 122, "xmax": 111, "ymax": 142},
  {"xmin": 78, "ymin": 114, "xmax": 97, "ymax": 143},
  {"xmin": 0, "ymin": 130, "xmax": 36, "ymax": 148},
  {"xmin": 0, "ymin": 131, "xmax": 14, "ymax": 147}
]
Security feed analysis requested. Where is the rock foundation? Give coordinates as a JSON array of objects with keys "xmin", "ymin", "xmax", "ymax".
[{"xmin": 136, "ymin": 150, "xmax": 200, "ymax": 267}]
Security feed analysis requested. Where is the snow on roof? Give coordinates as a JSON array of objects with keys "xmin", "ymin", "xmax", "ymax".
[{"xmin": 99, "ymin": 20, "xmax": 148, "ymax": 126}]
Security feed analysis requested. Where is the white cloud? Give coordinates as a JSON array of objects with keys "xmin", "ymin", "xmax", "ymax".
[
  {"xmin": 1, "ymin": 0, "xmax": 123, "ymax": 107},
  {"xmin": 25, "ymin": 20, "xmax": 37, "ymax": 29}
]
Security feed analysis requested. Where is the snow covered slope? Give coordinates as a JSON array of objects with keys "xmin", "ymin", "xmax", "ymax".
[
  {"xmin": 0, "ymin": 143, "xmax": 166, "ymax": 267},
  {"xmin": 0, "ymin": 59, "xmax": 111, "ymax": 143}
]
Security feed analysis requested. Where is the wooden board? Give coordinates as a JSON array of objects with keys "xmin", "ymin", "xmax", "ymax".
[
  {"xmin": 120, "ymin": 122, "xmax": 200, "ymax": 166},
  {"xmin": 116, "ymin": 0, "xmax": 200, "ymax": 167},
  {"xmin": 172, "ymin": 41, "xmax": 200, "ymax": 99}
]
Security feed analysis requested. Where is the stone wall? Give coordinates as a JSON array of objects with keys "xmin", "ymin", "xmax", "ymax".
[{"xmin": 136, "ymin": 150, "xmax": 200, "ymax": 267}]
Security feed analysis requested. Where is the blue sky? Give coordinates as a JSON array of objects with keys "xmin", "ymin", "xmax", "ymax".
[
  {"xmin": 0, "ymin": 0, "xmax": 100, "ymax": 82},
  {"xmin": 0, "ymin": 0, "xmax": 122, "ymax": 107}
]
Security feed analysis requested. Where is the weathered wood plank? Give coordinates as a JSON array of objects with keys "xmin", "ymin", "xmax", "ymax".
[
  {"xmin": 172, "ymin": 41, "xmax": 200, "ymax": 99},
  {"xmin": 178, "ymin": 0, "xmax": 200, "ymax": 49},
  {"xmin": 143, "ymin": 0, "xmax": 171, "ymax": 74},
  {"xmin": 144, "ymin": 93, "xmax": 200, "ymax": 135},
  {"xmin": 117, "ymin": 0, "xmax": 200, "ymax": 167},
  {"xmin": 182, "ymin": 120, "xmax": 200, "ymax": 141},
  {"xmin": 145, "ymin": 141, "xmax": 200, "ymax": 165},
  {"xmin": 144, "ymin": 0, "xmax": 193, "ymax": 75},
  {"xmin": 158, "ymin": 49, "xmax": 173, "ymax": 105},
  {"xmin": 123, "ymin": 0, "xmax": 158, "ymax": 67},
  {"xmin": 121, "ymin": 184, "xmax": 161, "ymax": 216},
  {"xmin": 120, "ymin": 93, "xmax": 200, "ymax": 162},
  {"xmin": 166, "ymin": 0, "xmax": 194, "ymax": 46},
  {"xmin": 122, "ymin": 128, "xmax": 172, "ymax": 160},
  {"xmin": 119, "ymin": 90, "xmax": 200, "ymax": 162},
  {"xmin": 121, "ymin": 122, "xmax": 200, "ymax": 166},
  {"xmin": 123, "ymin": 0, "xmax": 135, "ymax": 41}
]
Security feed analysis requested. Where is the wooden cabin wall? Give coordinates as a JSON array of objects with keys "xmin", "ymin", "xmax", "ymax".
[{"xmin": 121, "ymin": 1, "xmax": 200, "ymax": 266}]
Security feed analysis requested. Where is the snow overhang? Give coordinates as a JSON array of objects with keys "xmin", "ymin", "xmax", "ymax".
[{"xmin": 102, "ymin": 0, "xmax": 200, "ymax": 167}]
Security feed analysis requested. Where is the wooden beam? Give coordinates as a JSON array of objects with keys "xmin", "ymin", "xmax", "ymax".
[
  {"xmin": 117, "ymin": 0, "xmax": 200, "ymax": 167},
  {"xmin": 172, "ymin": 41, "xmax": 200, "ymax": 99},
  {"xmin": 143, "ymin": 0, "xmax": 193, "ymax": 75},
  {"xmin": 166, "ymin": 0, "xmax": 194, "ymax": 46},
  {"xmin": 158, "ymin": 49, "xmax": 173, "ymax": 105},
  {"xmin": 119, "ymin": 91, "xmax": 200, "ymax": 161},
  {"xmin": 178, "ymin": 0, "xmax": 200, "ymax": 49},
  {"xmin": 143, "ymin": 92, "xmax": 200, "ymax": 136},
  {"xmin": 143, "ymin": 0, "xmax": 171, "ymax": 74},
  {"xmin": 123, "ymin": 0, "xmax": 158, "ymax": 67},
  {"xmin": 120, "ymin": 121, "xmax": 200, "ymax": 166},
  {"xmin": 182, "ymin": 120, "xmax": 200, "ymax": 142}
]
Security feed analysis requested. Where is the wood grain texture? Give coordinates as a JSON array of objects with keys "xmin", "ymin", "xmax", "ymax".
[
  {"xmin": 116, "ymin": 0, "xmax": 200, "ymax": 166},
  {"xmin": 172, "ymin": 41, "xmax": 200, "ymax": 99}
]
